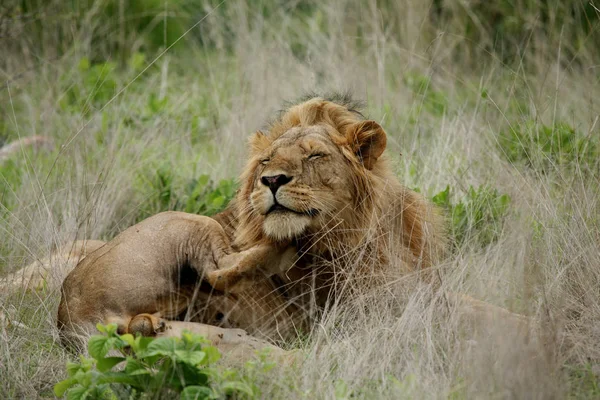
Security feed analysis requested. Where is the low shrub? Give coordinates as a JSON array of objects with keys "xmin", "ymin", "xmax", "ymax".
[
  {"xmin": 432, "ymin": 185, "xmax": 511, "ymax": 249},
  {"xmin": 54, "ymin": 323, "xmax": 271, "ymax": 400},
  {"xmin": 135, "ymin": 166, "xmax": 236, "ymax": 223},
  {"xmin": 498, "ymin": 121, "xmax": 598, "ymax": 174}
]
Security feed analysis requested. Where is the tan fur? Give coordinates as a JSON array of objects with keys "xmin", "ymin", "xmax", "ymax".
[
  {"xmin": 230, "ymin": 98, "xmax": 446, "ymax": 320},
  {"xmin": 56, "ymin": 212, "xmax": 297, "ymax": 360},
  {"xmin": 222, "ymin": 96, "xmax": 527, "ymax": 342},
  {"xmin": 0, "ymin": 240, "xmax": 105, "ymax": 292},
  {"xmin": 236, "ymin": 98, "xmax": 444, "ymax": 261}
]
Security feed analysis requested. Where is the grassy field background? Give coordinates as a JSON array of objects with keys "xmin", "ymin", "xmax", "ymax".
[{"xmin": 1, "ymin": 0, "xmax": 599, "ymax": 398}]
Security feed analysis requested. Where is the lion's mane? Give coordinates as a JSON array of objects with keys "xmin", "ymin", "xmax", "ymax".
[{"xmin": 223, "ymin": 94, "xmax": 446, "ymax": 306}]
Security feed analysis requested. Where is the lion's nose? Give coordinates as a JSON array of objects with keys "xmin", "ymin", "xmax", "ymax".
[{"xmin": 260, "ymin": 174, "xmax": 292, "ymax": 194}]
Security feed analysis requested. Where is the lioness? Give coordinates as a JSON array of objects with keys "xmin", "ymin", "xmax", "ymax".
[{"xmin": 56, "ymin": 212, "xmax": 297, "ymax": 359}]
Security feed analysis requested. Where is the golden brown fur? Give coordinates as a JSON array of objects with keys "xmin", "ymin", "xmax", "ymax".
[
  {"xmin": 225, "ymin": 96, "xmax": 446, "ymax": 321},
  {"xmin": 235, "ymin": 97, "xmax": 444, "ymax": 262},
  {"xmin": 215, "ymin": 95, "xmax": 528, "ymax": 344}
]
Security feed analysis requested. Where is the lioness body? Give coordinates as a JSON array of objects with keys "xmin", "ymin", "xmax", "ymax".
[
  {"xmin": 0, "ymin": 240, "xmax": 105, "ymax": 292},
  {"xmin": 57, "ymin": 211, "xmax": 296, "ymax": 346}
]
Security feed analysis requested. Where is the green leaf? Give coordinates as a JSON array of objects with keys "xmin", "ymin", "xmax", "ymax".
[
  {"xmin": 145, "ymin": 337, "xmax": 178, "ymax": 357},
  {"xmin": 95, "ymin": 323, "xmax": 118, "ymax": 337},
  {"xmin": 95, "ymin": 324, "xmax": 107, "ymax": 334},
  {"xmin": 210, "ymin": 196, "xmax": 225, "ymax": 209},
  {"xmin": 173, "ymin": 362, "xmax": 210, "ymax": 388},
  {"xmin": 498, "ymin": 194, "xmax": 511, "ymax": 208},
  {"xmin": 203, "ymin": 346, "xmax": 221, "ymax": 364},
  {"xmin": 181, "ymin": 332, "xmax": 209, "ymax": 348},
  {"xmin": 87, "ymin": 336, "xmax": 122, "ymax": 360},
  {"xmin": 78, "ymin": 57, "xmax": 90, "ymax": 71},
  {"xmin": 66, "ymin": 385, "xmax": 89, "ymax": 400},
  {"xmin": 431, "ymin": 185, "xmax": 450, "ymax": 208},
  {"xmin": 53, "ymin": 377, "xmax": 78, "ymax": 397},
  {"xmin": 197, "ymin": 175, "xmax": 210, "ymax": 187},
  {"xmin": 127, "ymin": 368, "xmax": 152, "ymax": 377},
  {"xmin": 128, "ymin": 52, "xmax": 146, "ymax": 71},
  {"xmin": 137, "ymin": 336, "xmax": 155, "ymax": 352},
  {"xmin": 103, "ymin": 323, "xmax": 119, "ymax": 336},
  {"xmin": 119, "ymin": 333, "xmax": 135, "ymax": 348},
  {"xmin": 97, "ymin": 371, "xmax": 140, "ymax": 387},
  {"xmin": 181, "ymin": 385, "xmax": 213, "ymax": 400},
  {"xmin": 80, "ymin": 356, "xmax": 95, "ymax": 371},
  {"xmin": 66, "ymin": 361, "xmax": 83, "ymax": 376},
  {"xmin": 96, "ymin": 356, "xmax": 125, "ymax": 372},
  {"xmin": 125, "ymin": 358, "xmax": 151, "ymax": 376},
  {"xmin": 174, "ymin": 350, "xmax": 206, "ymax": 366},
  {"xmin": 88, "ymin": 336, "xmax": 110, "ymax": 360}
]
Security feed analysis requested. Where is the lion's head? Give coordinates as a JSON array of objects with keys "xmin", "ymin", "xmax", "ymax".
[{"xmin": 233, "ymin": 95, "xmax": 444, "ymax": 272}]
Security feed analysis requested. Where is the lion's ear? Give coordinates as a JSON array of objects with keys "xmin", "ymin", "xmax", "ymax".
[
  {"xmin": 249, "ymin": 131, "xmax": 271, "ymax": 154},
  {"xmin": 346, "ymin": 120, "xmax": 387, "ymax": 170}
]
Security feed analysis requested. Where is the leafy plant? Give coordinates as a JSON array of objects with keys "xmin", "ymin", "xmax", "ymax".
[
  {"xmin": 498, "ymin": 122, "xmax": 598, "ymax": 174},
  {"xmin": 183, "ymin": 175, "xmax": 236, "ymax": 216},
  {"xmin": 54, "ymin": 323, "xmax": 257, "ymax": 400},
  {"xmin": 208, "ymin": 349, "xmax": 278, "ymax": 399},
  {"xmin": 432, "ymin": 185, "xmax": 511, "ymax": 249},
  {"xmin": 59, "ymin": 57, "xmax": 118, "ymax": 112},
  {"xmin": 136, "ymin": 165, "xmax": 237, "ymax": 222}
]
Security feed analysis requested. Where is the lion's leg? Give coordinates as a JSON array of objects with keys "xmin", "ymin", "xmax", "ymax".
[
  {"xmin": 119, "ymin": 314, "xmax": 298, "ymax": 365},
  {"xmin": 205, "ymin": 245, "xmax": 296, "ymax": 293},
  {"xmin": 127, "ymin": 313, "xmax": 167, "ymax": 336},
  {"xmin": 157, "ymin": 320, "xmax": 298, "ymax": 366}
]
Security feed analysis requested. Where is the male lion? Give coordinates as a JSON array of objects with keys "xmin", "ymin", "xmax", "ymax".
[
  {"xmin": 223, "ymin": 94, "xmax": 447, "ymax": 326},
  {"xmin": 54, "ymin": 94, "xmax": 447, "ymax": 350}
]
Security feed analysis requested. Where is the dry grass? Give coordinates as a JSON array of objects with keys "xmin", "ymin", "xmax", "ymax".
[{"xmin": 1, "ymin": 0, "xmax": 599, "ymax": 398}]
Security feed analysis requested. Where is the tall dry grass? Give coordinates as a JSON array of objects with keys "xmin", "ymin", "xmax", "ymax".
[{"xmin": 1, "ymin": 0, "xmax": 599, "ymax": 398}]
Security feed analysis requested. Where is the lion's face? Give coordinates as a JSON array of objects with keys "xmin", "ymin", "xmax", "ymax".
[
  {"xmin": 235, "ymin": 99, "xmax": 388, "ymax": 245},
  {"xmin": 249, "ymin": 125, "xmax": 355, "ymax": 240}
]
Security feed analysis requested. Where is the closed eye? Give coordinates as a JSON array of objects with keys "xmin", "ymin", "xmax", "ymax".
[
  {"xmin": 308, "ymin": 153, "xmax": 326, "ymax": 160},
  {"xmin": 260, "ymin": 158, "xmax": 270, "ymax": 165}
]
